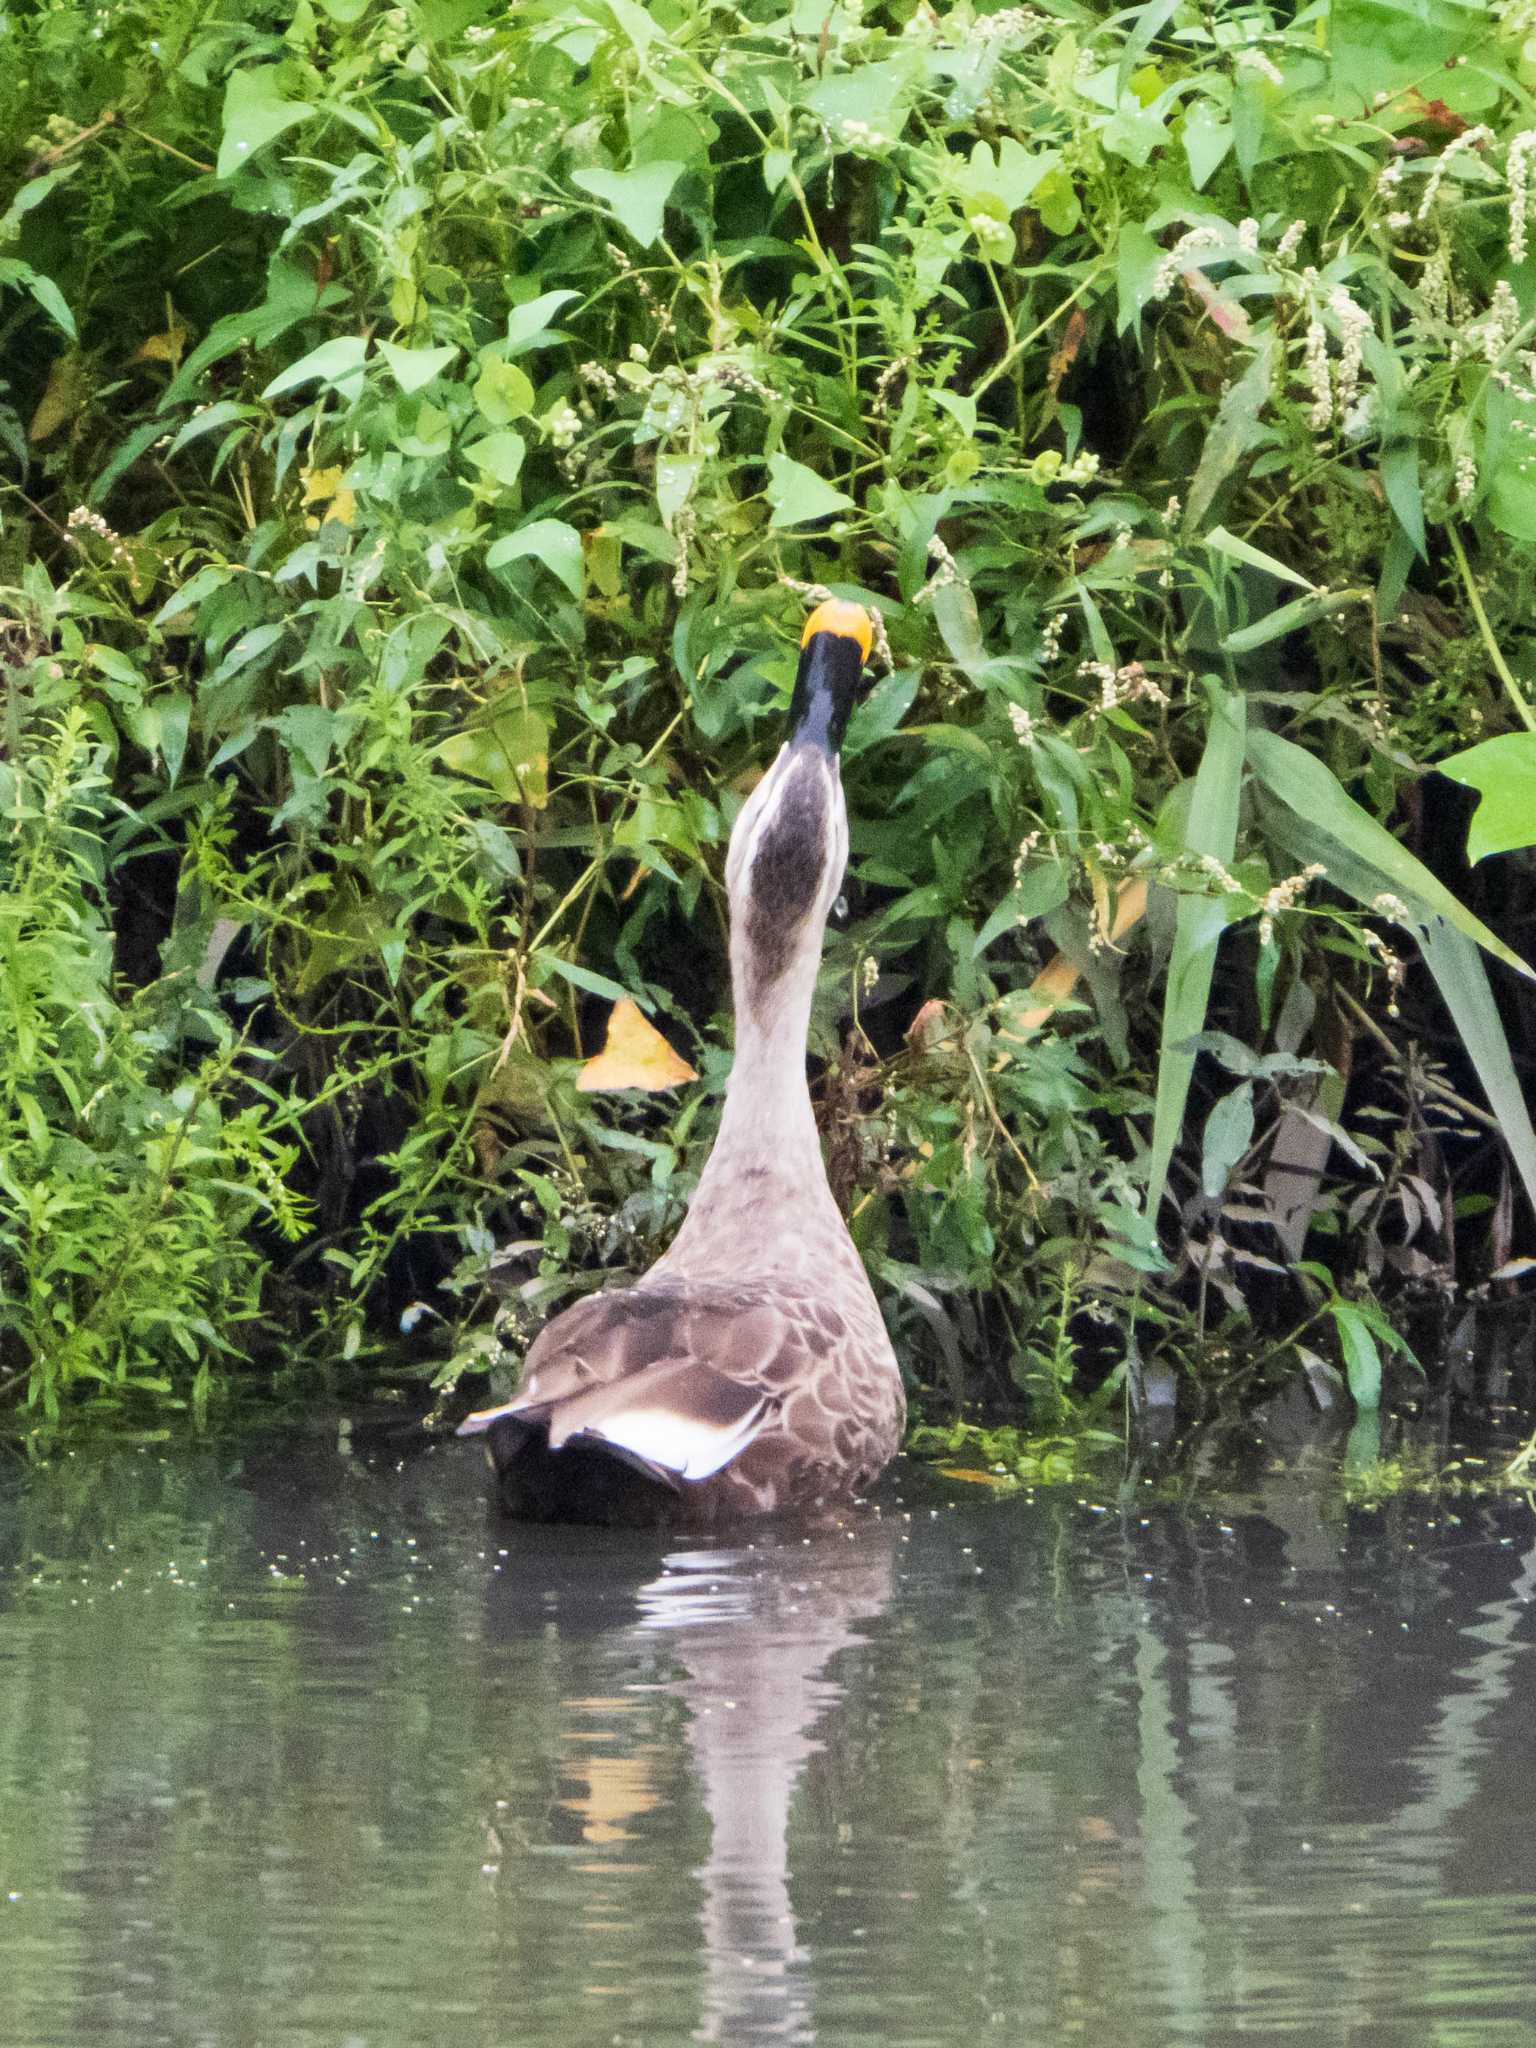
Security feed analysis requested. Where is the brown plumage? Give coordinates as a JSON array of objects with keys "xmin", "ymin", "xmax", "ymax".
[{"xmin": 458, "ymin": 601, "xmax": 905, "ymax": 1523}]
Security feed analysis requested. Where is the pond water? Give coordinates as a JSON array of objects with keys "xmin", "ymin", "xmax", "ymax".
[{"xmin": 1, "ymin": 1421, "xmax": 1533, "ymax": 2047}]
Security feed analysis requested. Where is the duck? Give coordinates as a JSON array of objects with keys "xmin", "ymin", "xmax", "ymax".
[{"xmin": 458, "ymin": 598, "xmax": 905, "ymax": 1523}]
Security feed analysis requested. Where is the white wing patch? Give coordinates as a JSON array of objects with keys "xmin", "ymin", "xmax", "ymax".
[{"xmin": 557, "ymin": 1396, "xmax": 775, "ymax": 1481}]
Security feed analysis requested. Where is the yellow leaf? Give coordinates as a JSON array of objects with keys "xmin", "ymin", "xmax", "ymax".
[
  {"xmin": 300, "ymin": 465, "xmax": 356, "ymax": 529},
  {"xmin": 576, "ymin": 999, "xmax": 697, "ymax": 1093},
  {"xmin": 29, "ymin": 353, "xmax": 86, "ymax": 444},
  {"xmin": 133, "ymin": 322, "xmax": 190, "ymax": 368},
  {"xmin": 999, "ymin": 878, "xmax": 1150, "ymax": 1047}
]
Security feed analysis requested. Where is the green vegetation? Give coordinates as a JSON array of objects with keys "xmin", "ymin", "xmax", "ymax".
[{"xmin": 4, "ymin": 0, "xmax": 1536, "ymax": 1427}]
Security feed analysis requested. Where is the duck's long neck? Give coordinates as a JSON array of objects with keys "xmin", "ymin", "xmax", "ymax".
[
  {"xmin": 709, "ymin": 917, "xmax": 828, "ymax": 1184},
  {"xmin": 660, "ymin": 603, "xmax": 869, "ymax": 1273}
]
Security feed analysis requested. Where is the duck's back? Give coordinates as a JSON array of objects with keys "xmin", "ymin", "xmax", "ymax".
[{"xmin": 471, "ymin": 1265, "xmax": 903, "ymax": 1525}]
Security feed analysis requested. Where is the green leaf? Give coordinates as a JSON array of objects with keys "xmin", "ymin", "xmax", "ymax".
[
  {"xmin": 505, "ymin": 289, "xmax": 580, "ymax": 354},
  {"xmin": 166, "ymin": 400, "xmax": 261, "ymax": 457},
  {"xmin": 2, "ymin": 261, "xmax": 77, "ymax": 339},
  {"xmin": 1246, "ymin": 728, "xmax": 1533, "ymax": 979},
  {"xmin": 764, "ymin": 455, "xmax": 854, "ymax": 528},
  {"xmin": 1184, "ymin": 334, "xmax": 1274, "ymax": 532},
  {"xmin": 656, "ymin": 454, "xmax": 702, "ymax": 530},
  {"xmin": 262, "ymin": 336, "xmax": 369, "ymax": 403},
  {"xmin": 465, "ymin": 430, "xmax": 527, "ymax": 488},
  {"xmin": 1204, "ymin": 525, "xmax": 1314, "ymax": 591},
  {"xmin": 439, "ymin": 705, "xmax": 548, "ymax": 807},
  {"xmin": 272, "ymin": 704, "xmax": 339, "ymax": 779},
  {"xmin": 158, "ymin": 692, "xmax": 192, "ymax": 787},
  {"xmin": 1201, "ymin": 1083, "xmax": 1255, "ymax": 1198},
  {"xmin": 1116, "ymin": 223, "xmax": 1163, "ymax": 336},
  {"xmin": 1381, "ymin": 436, "xmax": 1426, "ymax": 558},
  {"xmin": 217, "ymin": 68, "xmax": 315, "ymax": 181},
  {"xmin": 1488, "ymin": 447, "xmax": 1536, "ymax": 540},
  {"xmin": 1419, "ymin": 923, "xmax": 1536, "ymax": 1225},
  {"xmin": 535, "ymin": 955, "xmax": 630, "ymax": 1004},
  {"xmin": 1183, "ymin": 98, "xmax": 1232, "ymax": 188},
  {"xmin": 959, "ymin": 138, "xmax": 1057, "ymax": 211},
  {"xmin": 973, "ymin": 860, "xmax": 1070, "ymax": 956},
  {"xmin": 1220, "ymin": 587, "xmax": 1366, "ymax": 654},
  {"xmin": 486, "ymin": 518, "xmax": 584, "ymax": 597},
  {"xmin": 1329, "ymin": 1302, "xmax": 1382, "ymax": 1412},
  {"xmin": 378, "ymin": 340, "xmax": 458, "ymax": 393},
  {"xmin": 570, "ymin": 162, "xmax": 685, "ymax": 247},
  {"xmin": 930, "ymin": 579, "xmax": 988, "ymax": 681},
  {"xmin": 1145, "ymin": 683, "xmax": 1245, "ymax": 1226},
  {"xmin": 1436, "ymin": 734, "xmax": 1536, "ymax": 862},
  {"xmin": 474, "ymin": 357, "xmax": 535, "ymax": 424}
]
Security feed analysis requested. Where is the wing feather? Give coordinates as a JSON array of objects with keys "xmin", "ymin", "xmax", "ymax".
[{"xmin": 456, "ymin": 1280, "xmax": 803, "ymax": 1484}]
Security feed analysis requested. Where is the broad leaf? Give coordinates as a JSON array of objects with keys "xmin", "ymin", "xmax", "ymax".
[
  {"xmin": 262, "ymin": 336, "xmax": 369, "ymax": 402},
  {"xmin": 1330, "ymin": 1301, "xmax": 1382, "ymax": 1413},
  {"xmin": 218, "ymin": 69, "xmax": 315, "ymax": 180},
  {"xmin": 764, "ymin": 455, "xmax": 855, "ymax": 527},
  {"xmin": 486, "ymin": 518, "xmax": 583, "ymax": 597},
  {"xmin": 438, "ymin": 705, "xmax": 549, "ymax": 807},
  {"xmin": 1202, "ymin": 1083, "xmax": 1255, "ymax": 1198},
  {"xmin": 571, "ymin": 162, "xmax": 685, "ymax": 247},
  {"xmin": 577, "ymin": 1000, "xmax": 697, "ymax": 1092},
  {"xmin": 1436, "ymin": 734, "xmax": 1536, "ymax": 862},
  {"xmin": 378, "ymin": 340, "xmax": 457, "ymax": 393},
  {"xmin": 464, "ymin": 430, "xmax": 526, "ymax": 489}
]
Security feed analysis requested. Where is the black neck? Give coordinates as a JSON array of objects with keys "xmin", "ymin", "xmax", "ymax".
[{"xmin": 786, "ymin": 631, "xmax": 865, "ymax": 756}]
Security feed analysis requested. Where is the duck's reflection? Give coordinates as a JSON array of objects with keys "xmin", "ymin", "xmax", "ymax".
[{"xmin": 634, "ymin": 1519, "xmax": 896, "ymax": 2044}]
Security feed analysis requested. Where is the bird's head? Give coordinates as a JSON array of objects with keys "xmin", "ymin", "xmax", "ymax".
[{"xmin": 725, "ymin": 601, "xmax": 873, "ymax": 994}]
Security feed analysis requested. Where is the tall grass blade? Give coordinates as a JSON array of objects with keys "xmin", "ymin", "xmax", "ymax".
[
  {"xmin": 1261, "ymin": 799, "xmax": 1536, "ymax": 1226},
  {"xmin": 1419, "ymin": 924, "xmax": 1536, "ymax": 1225},
  {"xmin": 1144, "ymin": 684, "xmax": 1245, "ymax": 1228}
]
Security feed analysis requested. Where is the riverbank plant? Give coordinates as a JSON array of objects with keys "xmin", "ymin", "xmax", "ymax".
[{"xmin": 4, "ymin": 0, "xmax": 1536, "ymax": 1424}]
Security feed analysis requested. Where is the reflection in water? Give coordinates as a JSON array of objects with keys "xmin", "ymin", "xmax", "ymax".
[
  {"xmin": 634, "ymin": 1531, "xmax": 895, "ymax": 2043},
  {"xmin": 0, "ymin": 1430, "xmax": 1533, "ymax": 2046}
]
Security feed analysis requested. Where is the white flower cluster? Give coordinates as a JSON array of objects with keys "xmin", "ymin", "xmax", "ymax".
[
  {"xmin": 972, "ymin": 6, "xmax": 1047, "ymax": 39},
  {"xmin": 1029, "ymin": 447, "xmax": 1100, "ymax": 486},
  {"xmin": 1417, "ymin": 126, "xmax": 1494, "ymax": 222},
  {"xmin": 1464, "ymin": 277, "xmax": 1521, "ymax": 365},
  {"xmin": 1377, "ymin": 157, "xmax": 1413, "ymax": 231},
  {"xmin": 1256, "ymin": 863, "xmax": 1325, "ymax": 947},
  {"xmin": 1079, "ymin": 659, "xmax": 1169, "ymax": 711},
  {"xmin": 1237, "ymin": 46, "xmax": 1285, "ymax": 86},
  {"xmin": 67, "ymin": 504, "xmax": 132, "ymax": 569},
  {"xmin": 1302, "ymin": 308, "xmax": 1332, "ymax": 430},
  {"xmin": 1330, "ymin": 286, "xmax": 1371, "ymax": 421},
  {"xmin": 838, "ymin": 118, "xmax": 894, "ymax": 152},
  {"xmin": 1509, "ymin": 131, "xmax": 1536, "ymax": 263},
  {"xmin": 1150, "ymin": 225, "xmax": 1225, "ymax": 301},
  {"xmin": 913, "ymin": 532, "xmax": 960, "ymax": 608},
  {"xmin": 1420, "ymin": 245, "xmax": 1452, "ymax": 324}
]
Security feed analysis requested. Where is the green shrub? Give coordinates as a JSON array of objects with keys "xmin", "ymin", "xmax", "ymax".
[{"xmin": 3, "ymin": 0, "xmax": 1536, "ymax": 1421}]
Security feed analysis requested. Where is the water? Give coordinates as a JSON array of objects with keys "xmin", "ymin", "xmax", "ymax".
[{"xmin": 1, "ymin": 1422, "xmax": 1533, "ymax": 2047}]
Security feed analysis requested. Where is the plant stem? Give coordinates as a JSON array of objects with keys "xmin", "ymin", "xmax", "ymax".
[{"xmin": 1447, "ymin": 523, "xmax": 1536, "ymax": 734}]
